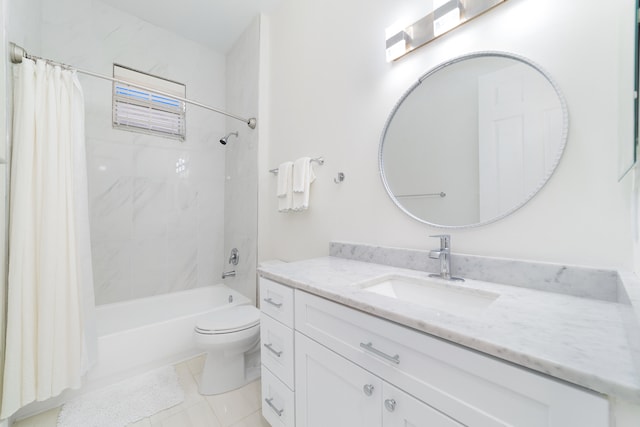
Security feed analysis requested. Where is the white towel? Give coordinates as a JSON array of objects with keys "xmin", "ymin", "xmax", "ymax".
[
  {"xmin": 277, "ymin": 161, "xmax": 293, "ymax": 212},
  {"xmin": 277, "ymin": 161, "xmax": 293, "ymax": 197},
  {"xmin": 292, "ymin": 157, "xmax": 316, "ymax": 211}
]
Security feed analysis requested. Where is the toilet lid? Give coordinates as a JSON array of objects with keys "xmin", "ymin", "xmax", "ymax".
[{"xmin": 195, "ymin": 305, "xmax": 260, "ymax": 334}]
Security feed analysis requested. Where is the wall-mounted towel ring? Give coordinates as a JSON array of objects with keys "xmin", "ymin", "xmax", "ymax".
[{"xmin": 334, "ymin": 172, "xmax": 345, "ymax": 184}]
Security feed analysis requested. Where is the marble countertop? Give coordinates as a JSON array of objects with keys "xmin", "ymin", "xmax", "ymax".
[{"xmin": 258, "ymin": 256, "xmax": 640, "ymax": 403}]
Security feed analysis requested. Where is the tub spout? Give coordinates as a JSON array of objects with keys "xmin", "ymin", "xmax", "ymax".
[{"xmin": 222, "ymin": 270, "xmax": 236, "ymax": 279}]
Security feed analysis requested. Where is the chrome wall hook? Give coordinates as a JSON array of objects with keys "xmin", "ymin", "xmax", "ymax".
[{"xmin": 334, "ymin": 172, "xmax": 345, "ymax": 184}]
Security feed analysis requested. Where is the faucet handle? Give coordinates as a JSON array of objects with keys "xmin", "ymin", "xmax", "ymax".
[
  {"xmin": 229, "ymin": 248, "xmax": 239, "ymax": 265},
  {"xmin": 429, "ymin": 234, "xmax": 450, "ymax": 249}
]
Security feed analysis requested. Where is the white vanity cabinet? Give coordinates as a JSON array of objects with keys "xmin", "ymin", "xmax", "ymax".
[
  {"xmin": 294, "ymin": 290, "xmax": 609, "ymax": 427},
  {"xmin": 260, "ymin": 278, "xmax": 296, "ymax": 426},
  {"xmin": 295, "ymin": 332, "xmax": 462, "ymax": 427},
  {"xmin": 259, "ymin": 276, "xmax": 611, "ymax": 427}
]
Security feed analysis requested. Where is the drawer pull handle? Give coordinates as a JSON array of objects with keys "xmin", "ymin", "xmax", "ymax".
[
  {"xmin": 265, "ymin": 397, "xmax": 284, "ymax": 416},
  {"xmin": 363, "ymin": 384, "xmax": 375, "ymax": 396},
  {"xmin": 263, "ymin": 297, "xmax": 283, "ymax": 308},
  {"xmin": 384, "ymin": 398, "xmax": 397, "ymax": 412},
  {"xmin": 263, "ymin": 343, "xmax": 283, "ymax": 357},
  {"xmin": 360, "ymin": 342, "xmax": 400, "ymax": 364}
]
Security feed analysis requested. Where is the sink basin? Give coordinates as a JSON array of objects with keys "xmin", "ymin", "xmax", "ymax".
[{"xmin": 356, "ymin": 274, "xmax": 499, "ymax": 316}]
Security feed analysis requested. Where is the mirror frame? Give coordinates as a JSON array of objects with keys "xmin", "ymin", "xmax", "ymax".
[{"xmin": 379, "ymin": 51, "xmax": 569, "ymax": 229}]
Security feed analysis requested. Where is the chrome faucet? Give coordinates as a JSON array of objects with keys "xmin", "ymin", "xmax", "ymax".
[
  {"xmin": 222, "ymin": 270, "xmax": 236, "ymax": 279},
  {"xmin": 222, "ymin": 248, "xmax": 239, "ymax": 279},
  {"xmin": 229, "ymin": 248, "xmax": 239, "ymax": 265},
  {"xmin": 428, "ymin": 235, "xmax": 464, "ymax": 282}
]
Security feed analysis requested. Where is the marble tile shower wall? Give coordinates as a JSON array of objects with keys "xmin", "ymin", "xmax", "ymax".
[
  {"xmin": 87, "ymin": 143, "xmax": 225, "ymax": 304},
  {"xmin": 223, "ymin": 18, "xmax": 260, "ymax": 303},
  {"xmin": 40, "ymin": 0, "xmax": 228, "ymax": 304}
]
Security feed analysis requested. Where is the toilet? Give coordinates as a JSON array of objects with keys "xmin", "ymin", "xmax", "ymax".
[{"xmin": 194, "ymin": 304, "xmax": 261, "ymax": 395}]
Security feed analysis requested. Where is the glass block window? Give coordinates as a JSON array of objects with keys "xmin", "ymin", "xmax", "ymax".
[{"xmin": 113, "ymin": 64, "xmax": 186, "ymax": 141}]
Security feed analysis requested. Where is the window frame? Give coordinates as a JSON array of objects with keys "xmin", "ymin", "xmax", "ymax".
[{"xmin": 112, "ymin": 64, "xmax": 186, "ymax": 141}]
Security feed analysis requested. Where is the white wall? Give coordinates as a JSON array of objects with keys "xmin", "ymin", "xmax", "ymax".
[
  {"xmin": 4, "ymin": 0, "xmax": 42, "ymax": 160},
  {"xmin": 259, "ymin": 0, "xmax": 635, "ymax": 270},
  {"xmin": 0, "ymin": 1, "xmax": 6, "ymax": 421},
  {"xmin": 40, "ymin": 0, "xmax": 227, "ymax": 304},
  {"xmin": 6, "ymin": 0, "xmax": 41, "ymax": 53}
]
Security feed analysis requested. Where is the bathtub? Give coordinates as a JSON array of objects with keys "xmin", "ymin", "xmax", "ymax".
[
  {"xmin": 14, "ymin": 284, "xmax": 252, "ymax": 420},
  {"xmin": 88, "ymin": 284, "xmax": 252, "ymax": 384}
]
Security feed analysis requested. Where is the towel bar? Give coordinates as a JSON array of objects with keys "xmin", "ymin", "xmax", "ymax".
[
  {"xmin": 395, "ymin": 192, "xmax": 446, "ymax": 198},
  {"xmin": 269, "ymin": 157, "xmax": 324, "ymax": 174}
]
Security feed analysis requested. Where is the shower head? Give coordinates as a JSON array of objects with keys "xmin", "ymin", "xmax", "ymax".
[{"xmin": 219, "ymin": 131, "xmax": 239, "ymax": 145}]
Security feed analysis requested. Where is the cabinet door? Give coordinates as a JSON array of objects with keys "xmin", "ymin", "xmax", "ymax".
[
  {"xmin": 295, "ymin": 332, "xmax": 383, "ymax": 427},
  {"xmin": 382, "ymin": 383, "xmax": 463, "ymax": 427}
]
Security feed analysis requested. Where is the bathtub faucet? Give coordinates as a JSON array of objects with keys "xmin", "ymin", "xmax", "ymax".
[{"xmin": 222, "ymin": 270, "xmax": 236, "ymax": 279}]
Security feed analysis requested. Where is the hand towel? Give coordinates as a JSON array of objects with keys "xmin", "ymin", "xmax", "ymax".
[
  {"xmin": 277, "ymin": 161, "xmax": 293, "ymax": 197},
  {"xmin": 292, "ymin": 157, "xmax": 316, "ymax": 211},
  {"xmin": 277, "ymin": 161, "xmax": 293, "ymax": 212}
]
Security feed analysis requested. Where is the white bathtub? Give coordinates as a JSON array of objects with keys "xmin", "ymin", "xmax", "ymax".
[
  {"xmin": 88, "ymin": 284, "xmax": 252, "ymax": 383},
  {"xmin": 14, "ymin": 284, "xmax": 252, "ymax": 421}
]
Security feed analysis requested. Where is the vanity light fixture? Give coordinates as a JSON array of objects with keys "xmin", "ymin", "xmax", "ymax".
[
  {"xmin": 385, "ymin": 0, "xmax": 507, "ymax": 62},
  {"xmin": 433, "ymin": 0, "xmax": 463, "ymax": 37},
  {"xmin": 385, "ymin": 29, "xmax": 412, "ymax": 63}
]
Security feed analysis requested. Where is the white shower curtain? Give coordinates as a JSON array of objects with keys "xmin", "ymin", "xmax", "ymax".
[{"xmin": 1, "ymin": 59, "xmax": 97, "ymax": 419}]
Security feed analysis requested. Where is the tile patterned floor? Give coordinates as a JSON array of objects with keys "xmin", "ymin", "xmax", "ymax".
[{"xmin": 14, "ymin": 355, "xmax": 270, "ymax": 427}]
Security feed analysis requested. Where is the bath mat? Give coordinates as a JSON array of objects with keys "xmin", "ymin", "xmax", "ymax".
[{"xmin": 57, "ymin": 366, "xmax": 184, "ymax": 427}]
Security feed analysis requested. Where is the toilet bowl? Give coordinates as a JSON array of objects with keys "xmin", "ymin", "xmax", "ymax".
[{"xmin": 194, "ymin": 304, "xmax": 261, "ymax": 395}]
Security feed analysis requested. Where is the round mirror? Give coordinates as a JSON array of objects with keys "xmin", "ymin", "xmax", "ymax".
[{"xmin": 380, "ymin": 52, "xmax": 568, "ymax": 228}]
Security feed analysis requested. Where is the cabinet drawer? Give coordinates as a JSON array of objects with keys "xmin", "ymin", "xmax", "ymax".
[
  {"xmin": 260, "ymin": 313, "xmax": 294, "ymax": 389},
  {"xmin": 295, "ymin": 290, "xmax": 609, "ymax": 427},
  {"xmin": 260, "ymin": 278, "xmax": 294, "ymax": 328},
  {"xmin": 262, "ymin": 366, "xmax": 295, "ymax": 427}
]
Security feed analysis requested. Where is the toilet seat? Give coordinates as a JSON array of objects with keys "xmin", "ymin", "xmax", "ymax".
[{"xmin": 195, "ymin": 305, "xmax": 260, "ymax": 335}]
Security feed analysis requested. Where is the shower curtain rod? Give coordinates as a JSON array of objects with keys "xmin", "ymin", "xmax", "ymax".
[{"xmin": 8, "ymin": 42, "xmax": 257, "ymax": 129}]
